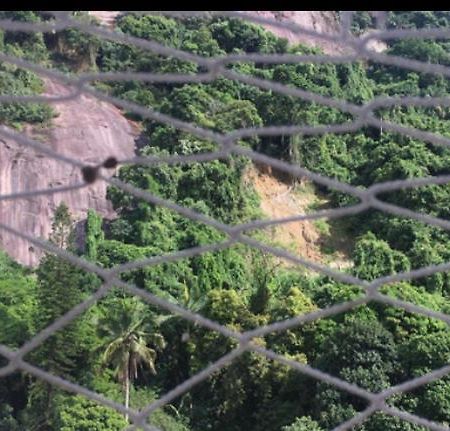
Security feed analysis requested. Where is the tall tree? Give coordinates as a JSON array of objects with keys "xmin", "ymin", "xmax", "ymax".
[
  {"xmin": 99, "ymin": 297, "xmax": 166, "ymax": 421},
  {"xmin": 26, "ymin": 203, "xmax": 99, "ymax": 430},
  {"xmin": 49, "ymin": 202, "xmax": 73, "ymax": 249}
]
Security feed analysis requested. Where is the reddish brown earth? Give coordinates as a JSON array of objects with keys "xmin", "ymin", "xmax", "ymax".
[
  {"xmin": 0, "ymin": 79, "xmax": 137, "ymax": 266},
  {"xmin": 245, "ymin": 165, "xmax": 353, "ymax": 270},
  {"xmin": 245, "ymin": 165, "xmax": 323, "ymax": 263}
]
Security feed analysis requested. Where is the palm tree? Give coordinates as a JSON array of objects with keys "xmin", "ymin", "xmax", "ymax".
[
  {"xmin": 99, "ymin": 297, "xmax": 166, "ymax": 421},
  {"xmin": 154, "ymin": 279, "xmax": 206, "ymax": 315},
  {"xmin": 153, "ymin": 280, "xmax": 206, "ymax": 342}
]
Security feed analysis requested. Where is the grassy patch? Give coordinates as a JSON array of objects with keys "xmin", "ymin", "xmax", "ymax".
[{"xmin": 313, "ymin": 218, "xmax": 331, "ymax": 236}]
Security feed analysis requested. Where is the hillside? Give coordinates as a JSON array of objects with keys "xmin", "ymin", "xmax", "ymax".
[
  {"xmin": 247, "ymin": 11, "xmax": 345, "ymax": 54},
  {"xmin": 2, "ymin": 11, "xmax": 450, "ymax": 431},
  {"xmin": 0, "ymin": 11, "xmax": 348, "ymax": 265}
]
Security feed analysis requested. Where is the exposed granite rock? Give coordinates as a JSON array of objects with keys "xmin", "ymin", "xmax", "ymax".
[
  {"xmin": 247, "ymin": 11, "xmax": 345, "ymax": 54},
  {"xmin": 0, "ymin": 79, "xmax": 136, "ymax": 266}
]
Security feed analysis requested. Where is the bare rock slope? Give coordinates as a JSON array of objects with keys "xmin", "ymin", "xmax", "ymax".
[
  {"xmin": 0, "ymin": 80, "xmax": 136, "ymax": 266},
  {"xmin": 247, "ymin": 11, "xmax": 345, "ymax": 54},
  {"xmin": 247, "ymin": 11, "xmax": 386, "ymax": 53}
]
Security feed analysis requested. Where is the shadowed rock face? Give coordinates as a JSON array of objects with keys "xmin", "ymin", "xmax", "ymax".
[{"xmin": 0, "ymin": 79, "xmax": 136, "ymax": 266}]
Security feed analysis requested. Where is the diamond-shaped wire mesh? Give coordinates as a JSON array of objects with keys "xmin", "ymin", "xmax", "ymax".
[{"xmin": 1, "ymin": 10, "xmax": 450, "ymax": 431}]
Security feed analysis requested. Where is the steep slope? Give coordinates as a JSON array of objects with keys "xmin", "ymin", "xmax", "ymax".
[
  {"xmin": 246, "ymin": 165, "xmax": 322, "ymax": 262},
  {"xmin": 0, "ymin": 11, "xmax": 360, "ymax": 267},
  {"xmin": 0, "ymin": 79, "xmax": 136, "ymax": 266},
  {"xmin": 246, "ymin": 165, "xmax": 353, "ymax": 270},
  {"xmin": 90, "ymin": 11, "xmax": 385, "ymax": 56},
  {"xmin": 248, "ymin": 11, "xmax": 386, "ymax": 54}
]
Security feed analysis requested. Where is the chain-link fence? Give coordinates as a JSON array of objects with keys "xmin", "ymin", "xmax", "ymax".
[{"xmin": 1, "ymin": 10, "xmax": 450, "ymax": 431}]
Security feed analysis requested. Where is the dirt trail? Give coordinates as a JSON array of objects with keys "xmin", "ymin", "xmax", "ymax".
[
  {"xmin": 0, "ymin": 79, "xmax": 137, "ymax": 266},
  {"xmin": 246, "ymin": 166, "xmax": 323, "ymax": 263},
  {"xmin": 246, "ymin": 165, "xmax": 353, "ymax": 270}
]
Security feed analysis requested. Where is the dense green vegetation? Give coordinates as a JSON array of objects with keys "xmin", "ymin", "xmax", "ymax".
[
  {"xmin": 0, "ymin": 11, "xmax": 54, "ymax": 126},
  {"xmin": 1, "ymin": 10, "xmax": 450, "ymax": 431}
]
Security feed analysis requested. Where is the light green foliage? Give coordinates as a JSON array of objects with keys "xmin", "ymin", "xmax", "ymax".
[
  {"xmin": 0, "ymin": 65, "xmax": 54, "ymax": 124},
  {"xmin": 118, "ymin": 14, "xmax": 181, "ymax": 45},
  {"xmin": 349, "ymin": 12, "xmax": 375, "ymax": 35},
  {"xmin": 94, "ymin": 15, "xmax": 450, "ymax": 428},
  {"xmin": 51, "ymin": 394, "xmax": 127, "ymax": 430},
  {"xmin": 388, "ymin": 11, "xmax": 450, "ymax": 30},
  {"xmin": 282, "ymin": 416, "xmax": 324, "ymax": 431},
  {"xmin": 0, "ymin": 11, "xmax": 49, "ymax": 62},
  {"xmin": 0, "ymin": 252, "xmax": 36, "ymax": 348},
  {"xmin": 0, "ymin": 404, "xmax": 20, "ymax": 431},
  {"xmin": 85, "ymin": 209, "xmax": 104, "ymax": 261},
  {"xmin": 377, "ymin": 283, "xmax": 449, "ymax": 341},
  {"xmin": 0, "ymin": 11, "xmax": 54, "ymax": 124},
  {"xmin": 390, "ymin": 39, "xmax": 450, "ymax": 66},
  {"xmin": 50, "ymin": 202, "xmax": 72, "ymax": 248},
  {"xmin": 353, "ymin": 232, "xmax": 410, "ymax": 281},
  {"xmin": 266, "ymin": 284, "xmax": 317, "ymax": 356},
  {"xmin": 361, "ymin": 411, "xmax": 427, "ymax": 431},
  {"xmin": 398, "ymin": 331, "xmax": 450, "ymax": 376},
  {"xmin": 210, "ymin": 17, "xmax": 286, "ymax": 54}
]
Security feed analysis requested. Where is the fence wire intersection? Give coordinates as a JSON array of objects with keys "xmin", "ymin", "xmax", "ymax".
[{"xmin": 0, "ymin": 10, "xmax": 450, "ymax": 431}]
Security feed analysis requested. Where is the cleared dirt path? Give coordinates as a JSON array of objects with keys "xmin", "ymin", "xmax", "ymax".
[
  {"xmin": 246, "ymin": 165, "xmax": 323, "ymax": 263},
  {"xmin": 246, "ymin": 165, "xmax": 353, "ymax": 271}
]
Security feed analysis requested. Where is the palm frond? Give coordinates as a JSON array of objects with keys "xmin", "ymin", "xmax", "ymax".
[
  {"xmin": 101, "ymin": 336, "xmax": 126, "ymax": 365},
  {"xmin": 149, "ymin": 333, "xmax": 167, "ymax": 351}
]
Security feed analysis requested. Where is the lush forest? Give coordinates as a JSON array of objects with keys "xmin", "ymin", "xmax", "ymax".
[{"xmin": 1, "ymin": 11, "xmax": 450, "ymax": 431}]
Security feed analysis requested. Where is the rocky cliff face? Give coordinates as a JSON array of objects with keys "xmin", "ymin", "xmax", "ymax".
[
  {"xmin": 0, "ymin": 79, "xmax": 136, "ymax": 266},
  {"xmin": 248, "ymin": 11, "xmax": 386, "ymax": 53}
]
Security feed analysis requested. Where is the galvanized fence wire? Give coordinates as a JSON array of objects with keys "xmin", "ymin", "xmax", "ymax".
[{"xmin": 1, "ymin": 10, "xmax": 450, "ymax": 430}]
